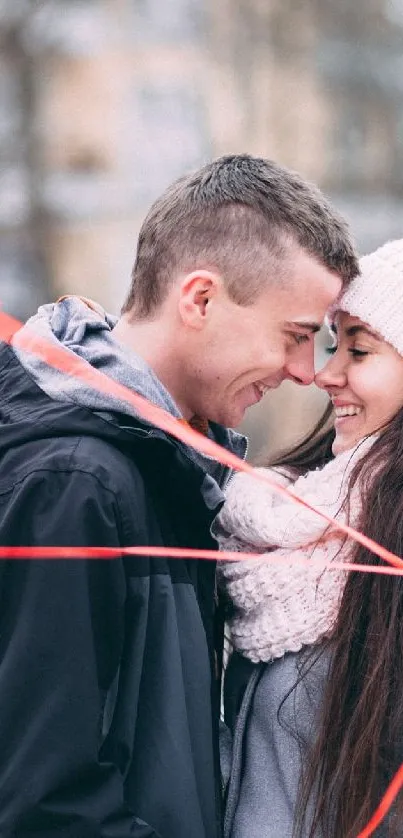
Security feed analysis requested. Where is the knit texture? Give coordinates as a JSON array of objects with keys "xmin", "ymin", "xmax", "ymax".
[
  {"xmin": 213, "ymin": 438, "xmax": 374, "ymax": 663},
  {"xmin": 331, "ymin": 238, "xmax": 403, "ymax": 355}
]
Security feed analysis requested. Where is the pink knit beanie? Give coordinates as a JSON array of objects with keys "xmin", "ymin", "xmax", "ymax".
[{"xmin": 331, "ymin": 238, "xmax": 403, "ymax": 355}]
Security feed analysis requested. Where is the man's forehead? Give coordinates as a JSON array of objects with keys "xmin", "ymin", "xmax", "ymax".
[
  {"xmin": 273, "ymin": 254, "xmax": 342, "ymax": 302},
  {"xmin": 257, "ymin": 266, "xmax": 341, "ymax": 324}
]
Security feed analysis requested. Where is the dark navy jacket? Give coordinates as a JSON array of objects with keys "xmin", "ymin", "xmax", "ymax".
[{"xmin": 0, "ymin": 343, "xmax": 226, "ymax": 838}]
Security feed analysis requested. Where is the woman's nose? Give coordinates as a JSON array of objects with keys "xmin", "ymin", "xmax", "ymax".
[{"xmin": 315, "ymin": 353, "xmax": 346, "ymax": 390}]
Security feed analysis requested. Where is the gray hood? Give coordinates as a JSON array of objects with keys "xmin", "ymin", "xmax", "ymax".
[{"xmin": 12, "ymin": 296, "xmax": 246, "ymax": 500}]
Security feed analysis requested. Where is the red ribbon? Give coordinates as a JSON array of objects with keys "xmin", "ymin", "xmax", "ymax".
[
  {"xmin": 1, "ymin": 308, "xmax": 403, "ymax": 571},
  {"xmin": 356, "ymin": 763, "xmax": 403, "ymax": 837},
  {"xmin": 2, "ymin": 544, "xmax": 403, "ymax": 576},
  {"xmin": 2, "ymin": 306, "xmax": 403, "ymax": 833}
]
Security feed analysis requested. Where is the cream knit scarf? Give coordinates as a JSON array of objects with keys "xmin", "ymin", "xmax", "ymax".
[{"xmin": 213, "ymin": 437, "xmax": 375, "ymax": 663}]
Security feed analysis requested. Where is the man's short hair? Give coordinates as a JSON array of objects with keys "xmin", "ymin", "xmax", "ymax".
[{"xmin": 122, "ymin": 154, "xmax": 359, "ymax": 318}]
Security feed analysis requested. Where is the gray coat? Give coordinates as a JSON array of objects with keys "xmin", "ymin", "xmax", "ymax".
[{"xmin": 223, "ymin": 649, "xmax": 395, "ymax": 838}]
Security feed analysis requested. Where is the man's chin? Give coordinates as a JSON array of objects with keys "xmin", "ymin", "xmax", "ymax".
[
  {"xmin": 224, "ymin": 409, "xmax": 247, "ymax": 429},
  {"xmin": 209, "ymin": 408, "xmax": 245, "ymax": 429}
]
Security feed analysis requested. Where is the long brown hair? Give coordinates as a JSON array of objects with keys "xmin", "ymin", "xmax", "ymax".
[
  {"xmin": 265, "ymin": 405, "xmax": 403, "ymax": 836},
  {"xmin": 267, "ymin": 400, "xmax": 335, "ymax": 477}
]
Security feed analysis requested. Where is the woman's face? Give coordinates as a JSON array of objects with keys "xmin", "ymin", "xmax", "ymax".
[{"xmin": 315, "ymin": 312, "xmax": 403, "ymax": 455}]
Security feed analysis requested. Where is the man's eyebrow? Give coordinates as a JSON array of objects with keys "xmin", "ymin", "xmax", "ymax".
[
  {"xmin": 286, "ymin": 320, "xmax": 321, "ymax": 334},
  {"xmin": 346, "ymin": 325, "xmax": 381, "ymax": 340}
]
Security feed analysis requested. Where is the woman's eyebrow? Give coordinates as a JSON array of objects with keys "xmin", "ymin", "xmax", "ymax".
[{"xmin": 345, "ymin": 325, "xmax": 381, "ymax": 340}]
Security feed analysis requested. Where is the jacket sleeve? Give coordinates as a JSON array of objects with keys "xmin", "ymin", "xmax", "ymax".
[{"xmin": 0, "ymin": 468, "xmax": 160, "ymax": 838}]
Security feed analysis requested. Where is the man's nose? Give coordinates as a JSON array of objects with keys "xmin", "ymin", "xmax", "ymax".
[{"xmin": 284, "ymin": 344, "xmax": 315, "ymax": 386}]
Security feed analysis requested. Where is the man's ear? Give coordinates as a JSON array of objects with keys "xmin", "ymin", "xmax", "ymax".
[{"xmin": 178, "ymin": 270, "xmax": 221, "ymax": 329}]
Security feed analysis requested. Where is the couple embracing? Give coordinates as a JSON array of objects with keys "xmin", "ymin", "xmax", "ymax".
[{"xmin": 0, "ymin": 154, "xmax": 401, "ymax": 838}]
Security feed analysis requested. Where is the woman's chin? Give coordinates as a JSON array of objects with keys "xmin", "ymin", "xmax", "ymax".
[
  {"xmin": 332, "ymin": 433, "xmax": 352, "ymax": 455},
  {"xmin": 332, "ymin": 431, "xmax": 363, "ymax": 455}
]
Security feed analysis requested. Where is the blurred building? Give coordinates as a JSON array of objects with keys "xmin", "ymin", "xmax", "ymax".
[{"xmin": 1, "ymin": 0, "xmax": 402, "ymax": 454}]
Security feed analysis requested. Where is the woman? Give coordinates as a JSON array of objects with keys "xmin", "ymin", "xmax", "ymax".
[{"xmin": 215, "ymin": 238, "xmax": 403, "ymax": 838}]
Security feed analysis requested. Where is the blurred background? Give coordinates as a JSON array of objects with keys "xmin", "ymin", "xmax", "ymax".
[{"xmin": 1, "ymin": 0, "xmax": 403, "ymax": 459}]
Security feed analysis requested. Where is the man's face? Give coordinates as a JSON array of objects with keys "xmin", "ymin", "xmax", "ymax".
[{"xmin": 180, "ymin": 247, "xmax": 342, "ymax": 427}]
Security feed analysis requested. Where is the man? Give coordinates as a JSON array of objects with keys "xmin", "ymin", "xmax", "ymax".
[{"xmin": 0, "ymin": 155, "xmax": 358, "ymax": 838}]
